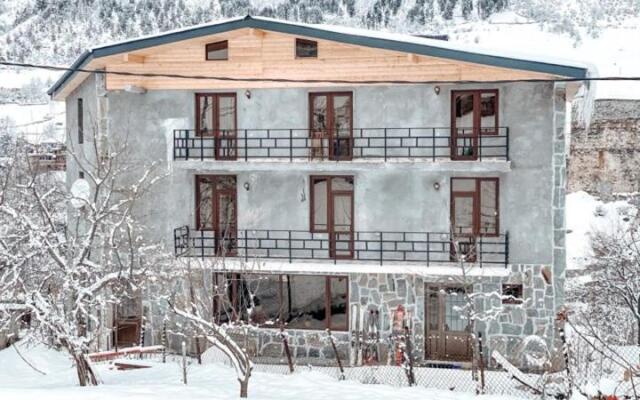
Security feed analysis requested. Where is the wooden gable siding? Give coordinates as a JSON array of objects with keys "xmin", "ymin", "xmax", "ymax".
[{"xmin": 61, "ymin": 28, "xmax": 558, "ymax": 97}]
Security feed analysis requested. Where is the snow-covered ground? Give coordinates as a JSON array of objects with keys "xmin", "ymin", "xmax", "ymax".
[
  {"xmin": 0, "ymin": 343, "xmax": 522, "ymax": 400},
  {"xmin": 566, "ymin": 191, "xmax": 637, "ymax": 271}
]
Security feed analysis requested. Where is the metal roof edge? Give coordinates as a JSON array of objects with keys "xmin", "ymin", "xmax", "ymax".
[{"xmin": 48, "ymin": 16, "xmax": 589, "ymax": 98}]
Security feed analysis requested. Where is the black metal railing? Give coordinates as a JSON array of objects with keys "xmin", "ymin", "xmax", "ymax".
[
  {"xmin": 173, "ymin": 127, "xmax": 509, "ymax": 162},
  {"xmin": 173, "ymin": 226, "xmax": 509, "ymax": 268}
]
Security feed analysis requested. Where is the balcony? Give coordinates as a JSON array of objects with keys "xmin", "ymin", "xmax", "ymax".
[
  {"xmin": 173, "ymin": 127, "xmax": 509, "ymax": 162},
  {"xmin": 173, "ymin": 226, "xmax": 509, "ymax": 268}
]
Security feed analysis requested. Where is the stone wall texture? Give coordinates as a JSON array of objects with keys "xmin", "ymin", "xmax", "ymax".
[{"xmin": 569, "ymin": 99, "xmax": 640, "ymax": 197}]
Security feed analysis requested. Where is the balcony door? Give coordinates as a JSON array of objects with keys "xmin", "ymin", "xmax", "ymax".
[
  {"xmin": 196, "ymin": 175, "xmax": 237, "ymax": 255},
  {"xmin": 196, "ymin": 93, "xmax": 237, "ymax": 160},
  {"xmin": 310, "ymin": 92, "xmax": 353, "ymax": 160},
  {"xmin": 450, "ymin": 177, "xmax": 499, "ymax": 262},
  {"xmin": 451, "ymin": 90, "xmax": 498, "ymax": 160},
  {"xmin": 425, "ymin": 285, "xmax": 472, "ymax": 361},
  {"xmin": 311, "ymin": 176, "xmax": 354, "ymax": 259}
]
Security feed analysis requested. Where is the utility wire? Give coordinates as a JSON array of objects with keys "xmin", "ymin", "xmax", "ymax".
[{"xmin": 2, "ymin": 60, "xmax": 640, "ymax": 85}]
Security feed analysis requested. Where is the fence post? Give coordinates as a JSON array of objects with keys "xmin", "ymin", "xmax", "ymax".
[
  {"xmin": 182, "ymin": 341, "xmax": 187, "ymax": 385},
  {"xmin": 404, "ymin": 326, "xmax": 415, "ymax": 386},
  {"xmin": 161, "ymin": 319, "xmax": 167, "ymax": 363},
  {"xmin": 477, "ymin": 332, "xmax": 486, "ymax": 394},
  {"xmin": 505, "ymin": 232, "xmax": 509, "ymax": 268},
  {"xmin": 138, "ymin": 316, "xmax": 146, "ymax": 359},
  {"xmin": 432, "ymin": 128, "xmax": 436, "ymax": 162},
  {"xmin": 327, "ymin": 329, "xmax": 345, "ymax": 380},
  {"xmin": 185, "ymin": 130, "xmax": 190, "ymax": 160},
  {"xmin": 280, "ymin": 327, "xmax": 294, "ymax": 373},
  {"xmin": 506, "ymin": 127, "xmax": 510, "ymax": 161},
  {"xmin": 426, "ymin": 232, "xmax": 430, "ymax": 267}
]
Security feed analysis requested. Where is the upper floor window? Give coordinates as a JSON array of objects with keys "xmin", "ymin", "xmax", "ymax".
[
  {"xmin": 206, "ymin": 40, "xmax": 228, "ymax": 61},
  {"xmin": 309, "ymin": 92, "xmax": 353, "ymax": 160},
  {"xmin": 451, "ymin": 89, "xmax": 499, "ymax": 160},
  {"xmin": 450, "ymin": 177, "xmax": 499, "ymax": 237},
  {"xmin": 77, "ymin": 98, "xmax": 84, "ymax": 144},
  {"xmin": 296, "ymin": 38, "xmax": 318, "ymax": 58}
]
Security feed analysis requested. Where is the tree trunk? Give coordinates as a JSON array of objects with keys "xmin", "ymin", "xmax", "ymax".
[
  {"xmin": 239, "ymin": 378, "xmax": 248, "ymax": 398},
  {"xmin": 72, "ymin": 351, "xmax": 97, "ymax": 386}
]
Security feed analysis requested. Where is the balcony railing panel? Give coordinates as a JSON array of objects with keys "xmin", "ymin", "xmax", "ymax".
[
  {"xmin": 173, "ymin": 128, "xmax": 509, "ymax": 162},
  {"xmin": 174, "ymin": 227, "xmax": 509, "ymax": 268}
]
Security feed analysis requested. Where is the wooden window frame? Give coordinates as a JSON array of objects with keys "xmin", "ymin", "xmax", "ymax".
[
  {"xmin": 195, "ymin": 174, "xmax": 237, "ymax": 231},
  {"xmin": 309, "ymin": 92, "xmax": 354, "ymax": 160},
  {"xmin": 295, "ymin": 38, "xmax": 318, "ymax": 58},
  {"xmin": 205, "ymin": 40, "xmax": 229, "ymax": 61},
  {"xmin": 310, "ymin": 175, "xmax": 354, "ymax": 234},
  {"xmin": 213, "ymin": 273, "xmax": 349, "ymax": 332},
  {"xmin": 77, "ymin": 98, "xmax": 83, "ymax": 144},
  {"xmin": 451, "ymin": 89, "xmax": 499, "ymax": 136},
  {"xmin": 450, "ymin": 177, "xmax": 500, "ymax": 237},
  {"xmin": 195, "ymin": 93, "xmax": 238, "ymax": 160}
]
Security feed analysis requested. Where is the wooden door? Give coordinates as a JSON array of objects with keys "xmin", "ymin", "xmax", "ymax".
[
  {"xmin": 196, "ymin": 175, "xmax": 237, "ymax": 256},
  {"xmin": 196, "ymin": 93, "xmax": 237, "ymax": 160},
  {"xmin": 329, "ymin": 191, "xmax": 354, "ymax": 259},
  {"xmin": 451, "ymin": 91, "xmax": 479, "ymax": 160},
  {"xmin": 310, "ymin": 92, "xmax": 353, "ymax": 160},
  {"xmin": 425, "ymin": 286, "xmax": 472, "ymax": 361}
]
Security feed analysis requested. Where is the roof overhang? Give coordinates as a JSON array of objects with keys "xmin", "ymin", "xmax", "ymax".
[{"xmin": 48, "ymin": 15, "xmax": 590, "ymax": 99}]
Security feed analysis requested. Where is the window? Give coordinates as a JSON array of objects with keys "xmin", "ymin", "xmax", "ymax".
[
  {"xmin": 196, "ymin": 175, "xmax": 237, "ymax": 254},
  {"xmin": 196, "ymin": 93, "xmax": 237, "ymax": 159},
  {"xmin": 502, "ymin": 284, "xmax": 523, "ymax": 304},
  {"xmin": 309, "ymin": 92, "xmax": 353, "ymax": 160},
  {"xmin": 296, "ymin": 38, "xmax": 318, "ymax": 58},
  {"xmin": 205, "ymin": 40, "xmax": 228, "ymax": 61},
  {"xmin": 451, "ymin": 90, "xmax": 498, "ymax": 160},
  {"xmin": 310, "ymin": 176, "xmax": 354, "ymax": 233},
  {"xmin": 214, "ymin": 274, "xmax": 348, "ymax": 331},
  {"xmin": 451, "ymin": 178, "xmax": 499, "ymax": 236},
  {"xmin": 77, "ymin": 98, "xmax": 83, "ymax": 144}
]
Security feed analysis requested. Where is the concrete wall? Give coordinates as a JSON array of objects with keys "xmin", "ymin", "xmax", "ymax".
[{"xmin": 65, "ymin": 82, "xmax": 555, "ymax": 265}]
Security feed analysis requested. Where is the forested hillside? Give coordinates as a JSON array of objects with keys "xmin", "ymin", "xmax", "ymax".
[{"xmin": 0, "ymin": 0, "xmax": 638, "ymax": 65}]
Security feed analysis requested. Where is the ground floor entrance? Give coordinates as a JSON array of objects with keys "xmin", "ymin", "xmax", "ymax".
[{"xmin": 424, "ymin": 285, "xmax": 472, "ymax": 361}]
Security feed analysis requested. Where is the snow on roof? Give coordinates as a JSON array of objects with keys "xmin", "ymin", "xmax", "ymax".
[{"xmin": 48, "ymin": 16, "xmax": 591, "ymax": 97}]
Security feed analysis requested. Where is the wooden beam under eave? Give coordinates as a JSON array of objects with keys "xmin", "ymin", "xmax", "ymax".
[{"xmin": 122, "ymin": 53, "xmax": 145, "ymax": 64}]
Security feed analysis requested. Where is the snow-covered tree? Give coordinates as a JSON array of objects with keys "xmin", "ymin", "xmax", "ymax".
[{"xmin": 0, "ymin": 123, "xmax": 170, "ymax": 386}]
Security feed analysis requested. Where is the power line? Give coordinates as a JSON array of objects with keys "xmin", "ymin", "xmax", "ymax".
[{"xmin": 2, "ymin": 60, "xmax": 640, "ymax": 86}]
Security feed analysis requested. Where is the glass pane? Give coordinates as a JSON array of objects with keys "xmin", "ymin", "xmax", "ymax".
[
  {"xmin": 216, "ymin": 176, "xmax": 236, "ymax": 191},
  {"xmin": 296, "ymin": 39, "xmax": 318, "ymax": 58},
  {"xmin": 455, "ymin": 93, "xmax": 474, "ymax": 135},
  {"xmin": 333, "ymin": 95, "xmax": 352, "ymax": 137},
  {"xmin": 479, "ymin": 180, "xmax": 498, "ymax": 235},
  {"xmin": 451, "ymin": 178, "xmax": 475, "ymax": 192},
  {"xmin": 311, "ymin": 95, "xmax": 328, "ymax": 134},
  {"xmin": 199, "ymin": 96, "xmax": 214, "ymax": 136},
  {"xmin": 218, "ymin": 96, "xmax": 236, "ymax": 132},
  {"xmin": 284, "ymin": 275, "xmax": 326, "ymax": 330},
  {"xmin": 331, "ymin": 176, "xmax": 353, "ymax": 191},
  {"xmin": 427, "ymin": 288, "xmax": 439, "ymax": 330},
  {"xmin": 245, "ymin": 275, "xmax": 281, "ymax": 327},
  {"xmin": 453, "ymin": 196, "xmax": 474, "ymax": 235},
  {"xmin": 333, "ymin": 194, "xmax": 352, "ymax": 233},
  {"xmin": 218, "ymin": 193, "xmax": 235, "ymax": 235},
  {"xmin": 445, "ymin": 287, "xmax": 469, "ymax": 332},
  {"xmin": 480, "ymin": 92, "xmax": 497, "ymax": 134},
  {"xmin": 206, "ymin": 41, "xmax": 228, "ymax": 60},
  {"xmin": 198, "ymin": 178, "xmax": 214, "ymax": 230},
  {"xmin": 329, "ymin": 277, "xmax": 348, "ymax": 331},
  {"xmin": 312, "ymin": 178, "xmax": 328, "ymax": 231}
]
